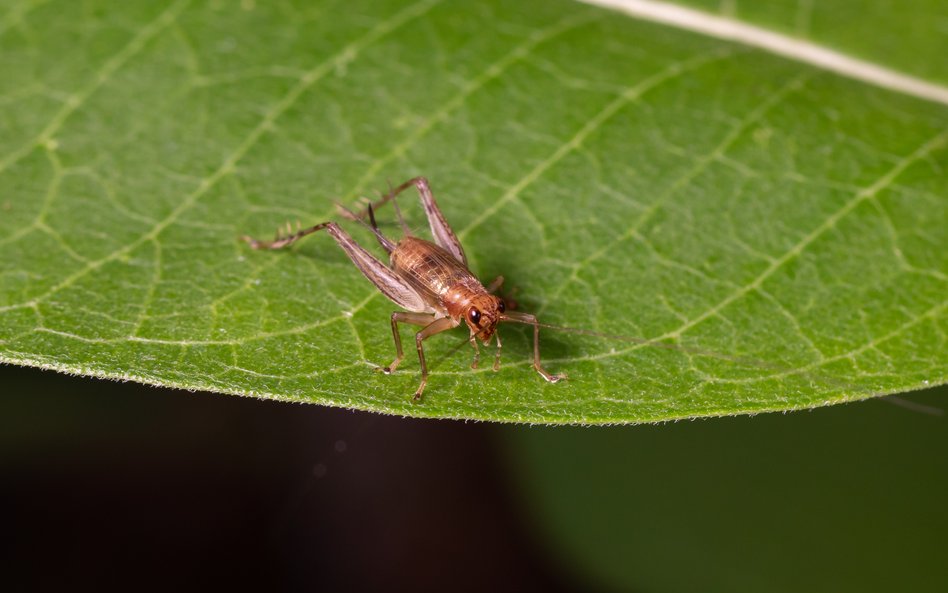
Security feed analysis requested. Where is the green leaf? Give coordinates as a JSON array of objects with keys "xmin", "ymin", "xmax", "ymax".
[{"xmin": 1, "ymin": 0, "xmax": 946, "ymax": 423}]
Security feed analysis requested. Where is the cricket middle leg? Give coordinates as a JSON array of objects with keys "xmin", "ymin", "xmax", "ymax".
[
  {"xmin": 384, "ymin": 311, "xmax": 437, "ymax": 374},
  {"xmin": 413, "ymin": 316, "xmax": 460, "ymax": 400}
]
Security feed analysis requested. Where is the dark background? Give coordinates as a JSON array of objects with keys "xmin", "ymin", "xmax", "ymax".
[
  {"xmin": 4, "ymin": 364, "xmax": 947, "ymax": 592},
  {"xmin": 2, "ymin": 365, "xmax": 574, "ymax": 592}
]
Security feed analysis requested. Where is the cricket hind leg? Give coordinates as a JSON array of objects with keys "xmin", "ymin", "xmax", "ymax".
[
  {"xmin": 241, "ymin": 221, "xmax": 429, "ymax": 313},
  {"xmin": 335, "ymin": 202, "xmax": 397, "ymax": 254},
  {"xmin": 241, "ymin": 221, "xmax": 330, "ymax": 251},
  {"xmin": 353, "ymin": 177, "xmax": 468, "ymax": 266}
]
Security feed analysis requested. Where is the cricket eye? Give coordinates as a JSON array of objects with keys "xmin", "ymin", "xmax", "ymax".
[
  {"xmin": 468, "ymin": 308, "xmax": 481, "ymax": 325},
  {"xmin": 497, "ymin": 300, "xmax": 505, "ymax": 313}
]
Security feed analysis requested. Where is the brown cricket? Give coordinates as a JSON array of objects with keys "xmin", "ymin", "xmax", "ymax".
[{"xmin": 241, "ymin": 177, "xmax": 565, "ymax": 400}]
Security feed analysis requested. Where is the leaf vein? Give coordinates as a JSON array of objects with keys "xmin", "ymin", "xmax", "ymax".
[
  {"xmin": 455, "ymin": 48, "xmax": 739, "ymax": 242},
  {"xmin": 0, "ymin": 0, "xmax": 192, "ymax": 175},
  {"xmin": 342, "ymin": 10, "xmax": 598, "ymax": 203},
  {"xmin": 657, "ymin": 128, "xmax": 948, "ymax": 341},
  {"xmin": 0, "ymin": 0, "xmax": 443, "ymax": 315},
  {"xmin": 537, "ymin": 71, "xmax": 808, "ymax": 315}
]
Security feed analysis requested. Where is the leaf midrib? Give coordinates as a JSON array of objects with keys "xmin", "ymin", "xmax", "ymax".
[{"xmin": 577, "ymin": 0, "xmax": 948, "ymax": 106}]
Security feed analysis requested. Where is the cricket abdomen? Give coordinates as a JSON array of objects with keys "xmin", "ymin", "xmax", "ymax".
[{"xmin": 390, "ymin": 236, "xmax": 485, "ymax": 315}]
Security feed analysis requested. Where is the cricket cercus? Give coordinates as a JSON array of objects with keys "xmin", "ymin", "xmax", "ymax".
[{"xmin": 241, "ymin": 177, "xmax": 565, "ymax": 400}]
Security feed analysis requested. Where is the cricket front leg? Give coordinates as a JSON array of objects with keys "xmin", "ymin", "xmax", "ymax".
[
  {"xmin": 468, "ymin": 335, "xmax": 480, "ymax": 370},
  {"xmin": 384, "ymin": 312, "xmax": 437, "ymax": 374},
  {"xmin": 493, "ymin": 332, "xmax": 503, "ymax": 372},
  {"xmin": 470, "ymin": 328, "xmax": 503, "ymax": 371},
  {"xmin": 413, "ymin": 316, "xmax": 460, "ymax": 401},
  {"xmin": 501, "ymin": 311, "xmax": 566, "ymax": 384}
]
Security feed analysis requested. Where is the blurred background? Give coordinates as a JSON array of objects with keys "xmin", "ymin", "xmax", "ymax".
[{"xmin": 4, "ymin": 364, "xmax": 947, "ymax": 592}]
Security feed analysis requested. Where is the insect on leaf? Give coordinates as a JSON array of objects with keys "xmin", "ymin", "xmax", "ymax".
[{"xmin": 0, "ymin": 0, "xmax": 946, "ymax": 423}]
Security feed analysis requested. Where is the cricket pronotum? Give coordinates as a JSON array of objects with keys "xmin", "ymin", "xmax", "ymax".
[{"xmin": 241, "ymin": 177, "xmax": 565, "ymax": 400}]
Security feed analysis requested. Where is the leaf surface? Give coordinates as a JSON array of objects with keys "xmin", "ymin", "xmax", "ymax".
[{"xmin": 1, "ymin": 0, "xmax": 946, "ymax": 423}]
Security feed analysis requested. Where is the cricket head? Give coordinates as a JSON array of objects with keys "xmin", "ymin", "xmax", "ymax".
[{"xmin": 464, "ymin": 294, "xmax": 506, "ymax": 343}]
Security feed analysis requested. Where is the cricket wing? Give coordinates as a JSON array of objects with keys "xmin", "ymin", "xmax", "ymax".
[{"xmin": 324, "ymin": 223, "xmax": 431, "ymax": 312}]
